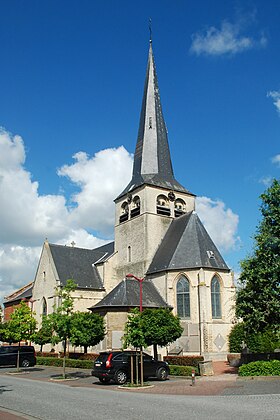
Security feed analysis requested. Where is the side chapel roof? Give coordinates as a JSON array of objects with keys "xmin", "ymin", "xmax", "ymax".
[
  {"xmin": 116, "ymin": 42, "xmax": 193, "ymax": 200},
  {"xmin": 147, "ymin": 211, "xmax": 230, "ymax": 274},
  {"xmin": 4, "ymin": 282, "xmax": 33, "ymax": 304},
  {"xmin": 48, "ymin": 241, "xmax": 114, "ymax": 290},
  {"xmin": 89, "ymin": 278, "xmax": 171, "ymax": 311}
]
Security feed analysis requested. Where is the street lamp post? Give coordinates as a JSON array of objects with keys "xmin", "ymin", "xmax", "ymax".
[
  {"xmin": 126, "ymin": 273, "xmax": 145, "ymax": 386},
  {"xmin": 126, "ymin": 274, "xmax": 144, "ymax": 312}
]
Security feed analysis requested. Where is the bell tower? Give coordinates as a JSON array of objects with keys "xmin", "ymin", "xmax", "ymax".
[{"xmin": 114, "ymin": 40, "xmax": 195, "ymax": 280}]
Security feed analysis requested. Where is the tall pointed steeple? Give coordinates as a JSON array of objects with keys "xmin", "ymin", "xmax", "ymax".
[{"xmin": 116, "ymin": 41, "xmax": 193, "ymax": 200}]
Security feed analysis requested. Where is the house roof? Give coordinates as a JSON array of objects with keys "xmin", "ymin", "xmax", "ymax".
[
  {"xmin": 4, "ymin": 282, "xmax": 33, "ymax": 304},
  {"xmin": 116, "ymin": 42, "xmax": 193, "ymax": 200},
  {"xmin": 89, "ymin": 278, "xmax": 171, "ymax": 311},
  {"xmin": 48, "ymin": 241, "xmax": 114, "ymax": 289},
  {"xmin": 147, "ymin": 211, "xmax": 230, "ymax": 274}
]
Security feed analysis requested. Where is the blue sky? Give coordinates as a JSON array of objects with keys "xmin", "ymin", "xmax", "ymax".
[{"xmin": 0, "ymin": 0, "xmax": 279, "ymax": 302}]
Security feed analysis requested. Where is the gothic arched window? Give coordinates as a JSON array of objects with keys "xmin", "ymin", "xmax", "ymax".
[
  {"xmin": 176, "ymin": 276, "xmax": 190, "ymax": 318},
  {"xmin": 42, "ymin": 297, "xmax": 47, "ymax": 316},
  {"xmin": 211, "ymin": 276, "xmax": 221, "ymax": 318}
]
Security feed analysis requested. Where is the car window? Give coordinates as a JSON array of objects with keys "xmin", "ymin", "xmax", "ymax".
[
  {"xmin": 123, "ymin": 353, "xmax": 133, "ymax": 362},
  {"xmin": 143, "ymin": 354, "xmax": 153, "ymax": 361},
  {"xmin": 112, "ymin": 354, "xmax": 123, "ymax": 362},
  {"xmin": 95, "ymin": 353, "xmax": 110, "ymax": 363}
]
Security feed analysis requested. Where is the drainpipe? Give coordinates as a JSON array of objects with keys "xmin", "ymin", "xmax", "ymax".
[{"xmin": 197, "ymin": 273, "xmax": 202, "ymax": 356}]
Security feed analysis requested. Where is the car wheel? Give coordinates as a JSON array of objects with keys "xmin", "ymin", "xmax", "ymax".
[
  {"xmin": 99, "ymin": 377, "xmax": 110, "ymax": 384},
  {"xmin": 156, "ymin": 367, "xmax": 168, "ymax": 381},
  {"xmin": 114, "ymin": 370, "xmax": 128, "ymax": 385},
  {"xmin": 21, "ymin": 359, "xmax": 30, "ymax": 368}
]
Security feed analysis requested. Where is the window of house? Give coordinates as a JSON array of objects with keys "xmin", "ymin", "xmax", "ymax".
[
  {"xmin": 176, "ymin": 276, "xmax": 190, "ymax": 318},
  {"xmin": 42, "ymin": 297, "xmax": 47, "ymax": 316},
  {"xmin": 211, "ymin": 276, "xmax": 221, "ymax": 318}
]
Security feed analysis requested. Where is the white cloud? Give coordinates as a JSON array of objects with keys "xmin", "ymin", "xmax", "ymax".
[
  {"xmin": 0, "ymin": 129, "xmax": 133, "ymax": 303},
  {"xmin": 0, "ymin": 129, "xmax": 70, "ymax": 245},
  {"xmin": 58, "ymin": 147, "xmax": 133, "ymax": 235},
  {"xmin": 267, "ymin": 91, "xmax": 280, "ymax": 115},
  {"xmin": 0, "ymin": 245, "xmax": 41, "ymax": 302},
  {"xmin": 259, "ymin": 176, "xmax": 273, "ymax": 186},
  {"xmin": 271, "ymin": 154, "xmax": 280, "ymax": 167},
  {"xmin": 190, "ymin": 19, "xmax": 267, "ymax": 56},
  {"xmin": 196, "ymin": 196, "xmax": 239, "ymax": 251}
]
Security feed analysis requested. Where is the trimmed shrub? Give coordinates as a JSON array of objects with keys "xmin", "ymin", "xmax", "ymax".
[
  {"xmin": 239, "ymin": 360, "xmax": 280, "ymax": 376},
  {"xmin": 169, "ymin": 365, "xmax": 199, "ymax": 376},
  {"xmin": 68, "ymin": 353, "xmax": 99, "ymax": 361},
  {"xmin": 36, "ymin": 352, "xmax": 59, "ymax": 358},
  {"xmin": 37, "ymin": 356, "xmax": 92, "ymax": 369},
  {"xmin": 163, "ymin": 356, "xmax": 203, "ymax": 367}
]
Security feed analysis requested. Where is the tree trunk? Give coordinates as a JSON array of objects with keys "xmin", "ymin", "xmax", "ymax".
[
  {"xmin": 153, "ymin": 344, "xmax": 158, "ymax": 361},
  {"xmin": 17, "ymin": 342, "xmax": 20, "ymax": 372},
  {"xmin": 84, "ymin": 346, "xmax": 88, "ymax": 354},
  {"xmin": 63, "ymin": 339, "xmax": 67, "ymax": 379}
]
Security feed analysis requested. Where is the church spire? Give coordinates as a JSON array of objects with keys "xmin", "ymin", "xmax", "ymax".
[{"xmin": 116, "ymin": 41, "xmax": 192, "ymax": 200}]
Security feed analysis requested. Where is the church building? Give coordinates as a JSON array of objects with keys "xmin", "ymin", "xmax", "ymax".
[{"xmin": 31, "ymin": 40, "xmax": 235, "ymax": 359}]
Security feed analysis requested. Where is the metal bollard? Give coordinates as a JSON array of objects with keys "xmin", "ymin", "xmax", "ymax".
[{"xmin": 190, "ymin": 369, "xmax": 195, "ymax": 386}]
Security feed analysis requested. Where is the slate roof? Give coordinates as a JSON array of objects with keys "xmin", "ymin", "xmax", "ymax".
[
  {"xmin": 4, "ymin": 282, "xmax": 33, "ymax": 304},
  {"xmin": 147, "ymin": 211, "xmax": 229, "ymax": 274},
  {"xmin": 89, "ymin": 278, "xmax": 171, "ymax": 311},
  {"xmin": 48, "ymin": 242, "xmax": 114, "ymax": 289},
  {"xmin": 116, "ymin": 42, "xmax": 193, "ymax": 200}
]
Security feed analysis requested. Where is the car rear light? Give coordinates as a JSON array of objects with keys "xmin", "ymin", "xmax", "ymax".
[{"xmin": 105, "ymin": 353, "xmax": 113, "ymax": 368}]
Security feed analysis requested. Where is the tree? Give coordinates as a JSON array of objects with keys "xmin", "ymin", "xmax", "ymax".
[
  {"xmin": 33, "ymin": 315, "xmax": 59, "ymax": 352},
  {"xmin": 140, "ymin": 308, "xmax": 183, "ymax": 360},
  {"xmin": 1, "ymin": 301, "xmax": 36, "ymax": 370},
  {"xmin": 70, "ymin": 312, "xmax": 105, "ymax": 353},
  {"xmin": 122, "ymin": 308, "xmax": 147, "ymax": 350},
  {"xmin": 122, "ymin": 308, "xmax": 183, "ymax": 359},
  {"xmin": 236, "ymin": 179, "xmax": 280, "ymax": 334},
  {"xmin": 51, "ymin": 279, "xmax": 76, "ymax": 378}
]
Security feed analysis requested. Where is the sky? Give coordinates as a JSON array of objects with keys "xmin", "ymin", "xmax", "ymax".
[{"xmin": 0, "ymin": 0, "xmax": 279, "ymax": 303}]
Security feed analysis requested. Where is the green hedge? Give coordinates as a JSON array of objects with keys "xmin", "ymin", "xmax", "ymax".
[
  {"xmin": 164, "ymin": 356, "xmax": 203, "ymax": 367},
  {"xmin": 239, "ymin": 360, "xmax": 280, "ymax": 376},
  {"xmin": 169, "ymin": 365, "xmax": 199, "ymax": 376},
  {"xmin": 37, "ymin": 356, "xmax": 93, "ymax": 369},
  {"xmin": 37, "ymin": 357, "xmax": 198, "ymax": 377}
]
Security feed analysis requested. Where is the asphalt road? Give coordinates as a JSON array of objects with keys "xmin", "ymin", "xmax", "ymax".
[{"xmin": 0, "ymin": 373, "xmax": 279, "ymax": 420}]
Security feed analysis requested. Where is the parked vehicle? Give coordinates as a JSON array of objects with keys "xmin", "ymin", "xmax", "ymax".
[
  {"xmin": 92, "ymin": 350, "xmax": 169, "ymax": 384},
  {"xmin": 0, "ymin": 346, "xmax": 36, "ymax": 367}
]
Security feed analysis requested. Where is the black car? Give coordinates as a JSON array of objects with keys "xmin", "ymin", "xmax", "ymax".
[
  {"xmin": 92, "ymin": 351, "xmax": 169, "ymax": 384},
  {"xmin": 0, "ymin": 345, "xmax": 36, "ymax": 367}
]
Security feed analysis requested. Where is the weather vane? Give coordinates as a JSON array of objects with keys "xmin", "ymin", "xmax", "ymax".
[{"xmin": 149, "ymin": 18, "xmax": 152, "ymax": 43}]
